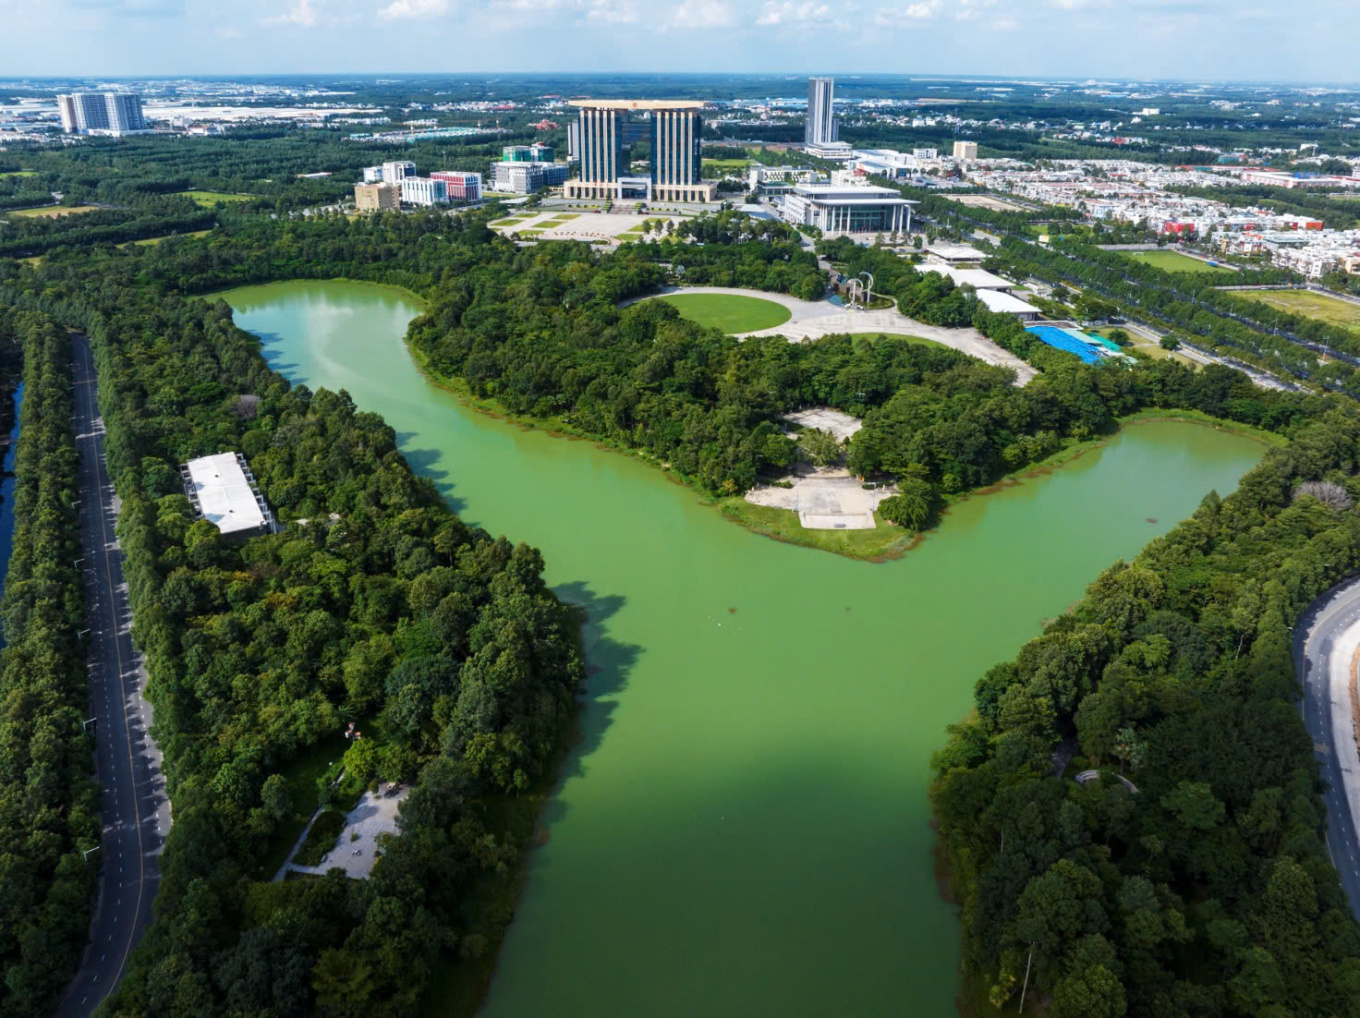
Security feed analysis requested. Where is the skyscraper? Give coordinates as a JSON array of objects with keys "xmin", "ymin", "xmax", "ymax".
[
  {"xmin": 805, "ymin": 77, "xmax": 837, "ymax": 147},
  {"xmin": 57, "ymin": 92, "xmax": 146, "ymax": 135},
  {"xmin": 564, "ymin": 99, "xmax": 717, "ymax": 203}
]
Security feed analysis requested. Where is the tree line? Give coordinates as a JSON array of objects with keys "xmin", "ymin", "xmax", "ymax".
[{"xmin": 0, "ymin": 309, "xmax": 97, "ymax": 1018}]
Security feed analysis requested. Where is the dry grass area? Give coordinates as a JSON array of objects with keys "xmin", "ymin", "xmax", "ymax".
[
  {"xmin": 7, "ymin": 205, "xmax": 100, "ymax": 219},
  {"xmin": 946, "ymin": 193, "xmax": 1028, "ymax": 212},
  {"xmin": 1232, "ymin": 288, "xmax": 1360, "ymax": 334}
]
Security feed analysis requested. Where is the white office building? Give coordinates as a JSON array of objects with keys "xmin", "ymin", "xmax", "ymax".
[
  {"xmin": 805, "ymin": 77, "xmax": 837, "ymax": 147},
  {"xmin": 57, "ymin": 92, "xmax": 148, "ymax": 136},
  {"xmin": 362, "ymin": 166, "xmax": 384, "ymax": 183},
  {"xmin": 781, "ymin": 184, "xmax": 916, "ymax": 235},
  {"xmin": 399, "ymin": 177, "xmax": 449, "ymax": 206},
  {"xmin": 381, "ymin": 161, "xmax": 417, "ymax": 185}
]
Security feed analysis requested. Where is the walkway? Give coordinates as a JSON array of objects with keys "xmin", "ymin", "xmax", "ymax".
[
  {"xmin": 635, "ymin": 286, "xmax": 1038, "ymax": 385},
  {"xmin": 57, "ymin": 334, "xmax": 169, "ymax": 1018},
  {"xmin": 1296, "ymin": 576, "xmax": 1360, "ymax": 917}
]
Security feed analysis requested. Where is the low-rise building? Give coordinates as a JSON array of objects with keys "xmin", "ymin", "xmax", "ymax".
[
  {"xmin": 429, "ymin": 171, "xmax": 482, "ymax": 201},
  {"xmin": 354, "ymin": 182, "xmax": 400, "ymax": 212},
  {"xmin": 805, "ymin": 141, "xmax": 854, "ymax": 161},
  {"xmin": 780, "ymin": 184, "xmax": 916, "ymax": 234},
  {"xmin": 180, "ymin": 452, "xmax": 276, "ymax": 539},
  {"xmin": 400, "ymin": 177, "xmax": 449, "ymax": 206},
  {"xmin": 974, "ymin": 289, "xmax": 1041, "ymax": 321},
  {"xmin": 381, "ymin": 160, "xmax": 417, "ymax": 185},
  {"xmin": 490, "ymin": 161, "xmax": 570, "ymax": 194}
]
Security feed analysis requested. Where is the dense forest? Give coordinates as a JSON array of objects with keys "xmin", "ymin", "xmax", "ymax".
[
  {"xmin": 934, "ymin": 402, "xmax": 1360, "ymax": 1017},
  {"xmin": 0, "ymin": 309, "xmax": 97, "ymax": 1017}
]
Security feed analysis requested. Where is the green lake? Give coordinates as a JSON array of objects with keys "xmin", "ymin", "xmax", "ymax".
[{"xmin": 223, "ymin": 279, "xmax": 1268, "ymax": 1017}]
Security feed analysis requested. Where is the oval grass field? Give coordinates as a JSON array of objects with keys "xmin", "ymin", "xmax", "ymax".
[{"xmin": 653, "ymin": 293, "xmax": 792, "ymax": 333}]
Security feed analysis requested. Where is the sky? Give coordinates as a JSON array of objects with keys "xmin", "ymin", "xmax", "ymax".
[{"xmin": 0, "ymin": 0, "xmax": 1355, "ymax": 84}]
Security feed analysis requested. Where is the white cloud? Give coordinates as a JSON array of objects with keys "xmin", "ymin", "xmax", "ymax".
[
  {"xmin": 953, "ymin": 0, "xmax": 996, "ymax": 20},
  {"xmin": 755, "ymin": 0, "xmax": 837, "ymax": 25},
  {"xmin": 587, "ymin": 0, "xmax": 638, "ymax": 20},
  {"xmin": 264, "ymin": 0, "xmax": 320, "ymax": 26},
  {"xmin": 664, "ymin": 0, "xmax": 733, "ymax": 28},
  {"xmin": 874, "ymin": 0, "xmax": 941, "ymax": 24},
  {"xmin": 377, "ymin": 0, "xmax": 448, "ymax": 20}
]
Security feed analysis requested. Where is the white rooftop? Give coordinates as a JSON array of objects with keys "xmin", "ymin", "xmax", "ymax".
[
  {"xmin": 185, "ymin": 453, "xmax": 267, "ymax": 535},
  {"xmin": 931, "ymin": 267, "xmax": 1014, "ymax": 291},
  {"xmin": 791, "ymin": 183, "xmax": 913, "ymax": 201},
  {"xmin": 975, "ymin": 289, "xmax": 1041, "ymax": 315},
  {"xmin": 923, "ymin": 243, "xmax": 984, "ymax": 262}
]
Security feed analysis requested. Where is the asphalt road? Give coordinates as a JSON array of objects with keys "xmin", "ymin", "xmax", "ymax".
[
  {"xmin": 1295, "ymin": 575, "xmax": 1360, "ymax": 917},
  {"xmin": 56, "ymin": 333, "xmax": 170, "ymax": 1018}
]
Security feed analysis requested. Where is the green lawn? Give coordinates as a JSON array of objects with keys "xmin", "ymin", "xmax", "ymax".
[
  {"xmin": 1126, "ymin": 250, "xmax": 1235, "ymax": 274},
  {"xmin": 1093, "ymin": 327, "xmax": 1198, "ymax": 369},
  {"xmin": 703, "ymin": 158, "xmax": 751, "ymax": 176},
  {"xmin": 652, "ymin": 293, "xmax": 792, "ymax": 333},
  {"xmin": 0, "ymin": 170, "xmax": 36, "ymax": 178},
  {"xmin": 719, "ymin": 499, "xmax": 914, "ymax": 561},
  {"xmin": 176, "ymin": 190, "xmax": 256, "ymax": 207},
  {"xmin": 1230, "ymin": 288, "xmax": 1360, "ymax": 334},
  {"xmin": 7, "ymin": 205, "xmax": 100, "ymax": 218}
]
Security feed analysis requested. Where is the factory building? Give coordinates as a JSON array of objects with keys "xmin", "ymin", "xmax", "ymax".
[
  {"xmin": 354, "ymin": 182, "xmax": 400, "ymax": 212},
  {"xmin": 564, "ymin": 99, "xmax": 717, "ymax": 203},
  {"xmin": 180, "ymin": 453, "xmax": 276, "ymax": 539},
  {"xmin": 780, "ymin": 184, "xmax": 916, "ymax": 235}
]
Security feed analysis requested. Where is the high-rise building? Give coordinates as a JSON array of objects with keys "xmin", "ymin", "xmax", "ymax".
[
  {"xmin": 354, "ymin": 183, "xmax": 400, "ymax": 212},
  {"xmin": 57, "ymin": 92, "xmax": 147, "ymax": 135},
  {"xmin": 429, "ymin": 171, "xmax": 482, "ymax": 202},
  {"xmin": 953, "ymin": 141, "xmax": 978, "ymax": 161},
  {"xmin": 563, "ymin": 99, "xmax": 717, "ymax": 203},
  {"xmin": 805, "ymin": 77, "xmax": 837, "ymax": 147},
  {"xmin": 381, "ymin": 161, "xmax": 417, "ymax": 185}
]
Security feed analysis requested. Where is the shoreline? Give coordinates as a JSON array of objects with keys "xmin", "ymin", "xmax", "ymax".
[{"xmin": 403, "ymin": 338, "xmax": 1279, "ymax": 564}]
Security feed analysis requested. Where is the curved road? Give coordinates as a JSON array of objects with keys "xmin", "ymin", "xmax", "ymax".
[
  {"xmin": 1295, "ymin": 575, "xmax": 1360, "ymax": 916},
  {"xmin": 56, "ymin": 334, "xmax": 169, "ymax": 1018}
]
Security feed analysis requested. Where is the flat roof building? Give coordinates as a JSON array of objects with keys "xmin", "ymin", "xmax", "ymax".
[
  {"xmin": 381, "ymin": 161, "xmax": 417, "ymax": 185},
  {"xmin": 781, "ymin": 184, "xmax": 916, "ymax": 235},
  {"xmin": 429, "ymin": 171, "xmax": 482, "ymax": 202},
  {"xmin": 181, "ymin": 452, "xmax": 275, "ymax": 538},
  {"xmin": 974, "ymin": 289, "xmax": 1041, "ymax": 321},
  {"xmin": 400, "ymin": 177, "xmax": 449, "ymax": 206},
  {"xmin": 490, "ymin": 161, "xmax": 569, "ymax": 194},
  {"xmin": 953, "ymin": 141, "xmax": 979, "ymax": 161},
  {"xmin": 931, "ymin": 266, "xmax": 1014, "ymax": 292},
  {"xmin": 355, "ymin": 182, "xmax": 400, "ymax": 212}
]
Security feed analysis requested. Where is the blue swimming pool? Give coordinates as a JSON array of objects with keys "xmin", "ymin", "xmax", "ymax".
[{"xmin": 1025, "ymin": 325, "xmax": 1102, "ymax": 364}]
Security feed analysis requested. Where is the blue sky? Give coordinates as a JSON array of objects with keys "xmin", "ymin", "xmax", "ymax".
[{"xmin": 0, "ymin": 0, "xmax": 1353, "ymax": 83}]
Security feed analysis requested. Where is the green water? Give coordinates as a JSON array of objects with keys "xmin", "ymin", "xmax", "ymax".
[{"xmin": 223, "ymin": 280, "xmax": 1268, "ymax": 1017}]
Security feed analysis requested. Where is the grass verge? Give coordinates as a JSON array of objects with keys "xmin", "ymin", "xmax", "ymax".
[{"xmin": 1229, "ymin": 288, "xmax": 1360, "ymax": 334}]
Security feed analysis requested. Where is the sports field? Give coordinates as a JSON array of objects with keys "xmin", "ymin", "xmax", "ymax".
[
  {"xmin": 1231, "ymin": 289, "xmax": 1360, "ymax": 334},
  {"xmin": 653, "ymin": 293, "xmax": 792, "ymax": 333},
  {"xmin": 1126, "ymin": 250, "xmax": 1235, "ymax": 274},
  {"xmin": 176, "ymin": 190, "xmax": 256, "ymax": 207}
]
